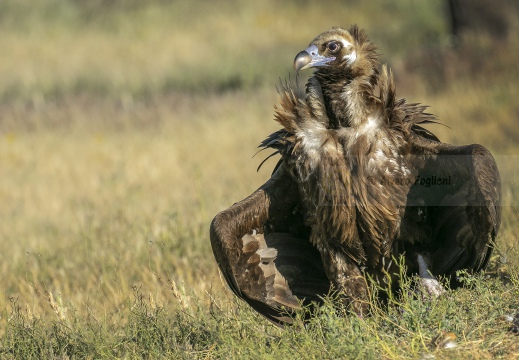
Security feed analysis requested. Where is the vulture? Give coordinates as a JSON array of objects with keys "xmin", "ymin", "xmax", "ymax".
[{"xmin": 210, "ymin": 26, "xmax": 501, "ymax": 325}]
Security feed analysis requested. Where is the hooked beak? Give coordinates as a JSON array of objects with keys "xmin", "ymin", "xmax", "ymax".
[{"xmin": 293, "ymin": 44, "xmax": 335, "ymax": 73}]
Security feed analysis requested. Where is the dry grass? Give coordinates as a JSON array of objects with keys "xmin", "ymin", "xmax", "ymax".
[
  {"xmin": 0, "ymin": 92, "xmax": 276, "ymax": 319},
  {"xmin": 0, "ymin": 0, "xmax": 518, "ymax": 358}
]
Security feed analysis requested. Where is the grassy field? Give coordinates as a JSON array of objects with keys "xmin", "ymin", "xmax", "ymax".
[{"xmin": 1, "ymin": 0, "xmax": 518, "ymax": 358}]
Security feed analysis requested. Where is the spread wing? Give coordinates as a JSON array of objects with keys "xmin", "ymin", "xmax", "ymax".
[
  {"xmin": 210, "ymin": 164, "xmax": 330, "ymax": 325},
  {"xmin": 409, "ymin": 136, "xmax": 501, "ymax": 284},
  {"xmin": 382, "ymin": 69, "xmax": 501, "ymax": 282}
]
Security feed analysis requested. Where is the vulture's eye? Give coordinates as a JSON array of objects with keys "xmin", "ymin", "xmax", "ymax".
[{"xmin": 327, "ymin": 42, "xmax": 340, "ymax": 53}]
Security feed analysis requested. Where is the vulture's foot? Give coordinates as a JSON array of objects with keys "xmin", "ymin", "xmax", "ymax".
[{"xmin": 417, "ymin": 253, "xmax": 446, "ymax": 297}]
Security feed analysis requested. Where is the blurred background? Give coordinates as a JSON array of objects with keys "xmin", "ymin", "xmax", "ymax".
[{"xmin": 0, "ymin": 0, "xmax": 518, "ymax": 333}]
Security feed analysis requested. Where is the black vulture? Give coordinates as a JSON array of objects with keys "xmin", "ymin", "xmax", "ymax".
[{"xmin": 210, "ymin": 26, "xmax": 501, "ymax": 325}]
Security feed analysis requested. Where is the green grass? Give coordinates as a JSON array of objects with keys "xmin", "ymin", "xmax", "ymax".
[
  {"xmin": 3, "ymin": 270, "xmax": 519, "ymax": 358},
  {"xmin": 1, "ymin": 0, "xmax": 519, "ymax": 358}
]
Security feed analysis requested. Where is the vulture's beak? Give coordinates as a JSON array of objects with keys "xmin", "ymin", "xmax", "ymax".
[{"xmin": 293, "ymin": 44, "xmax": 335, "ymax": 73}]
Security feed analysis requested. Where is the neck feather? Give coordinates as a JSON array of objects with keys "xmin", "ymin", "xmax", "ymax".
[{"xmin": 314, "ymin": 66, "xmax": 378, "ymax": 128}]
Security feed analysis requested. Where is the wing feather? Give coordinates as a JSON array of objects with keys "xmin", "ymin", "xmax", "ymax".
[
  {"xmin": 409, "ymin": 136, "xmax": 501, "ymax": 283},
  {"xmin": 210, "ymin": 165, "xmax": 330, "ymax": 325}
]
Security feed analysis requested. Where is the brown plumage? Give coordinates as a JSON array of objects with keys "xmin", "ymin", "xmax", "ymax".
[{"xmin": 210, "ymin": 25, "xmax": 501, "ymax": 325}]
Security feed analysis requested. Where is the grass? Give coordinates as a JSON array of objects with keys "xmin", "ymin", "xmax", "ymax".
[{"xmin": 0, "ymin": 0, "xmax": 518, "ymax": 358}]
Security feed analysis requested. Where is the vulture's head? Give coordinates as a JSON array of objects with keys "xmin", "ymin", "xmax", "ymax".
[{"xmin": 294, "ymin": 25, "xmax": 378, "ymax": 79}]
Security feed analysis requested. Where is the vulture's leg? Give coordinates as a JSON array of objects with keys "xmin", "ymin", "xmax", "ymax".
[
  {"xmin": 320, "ymin": 246, "xmax": 369, "ymax": 314},
  {"xmin": 417, "ymin": 253, "xmax": 446, "ymax": 297}
]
